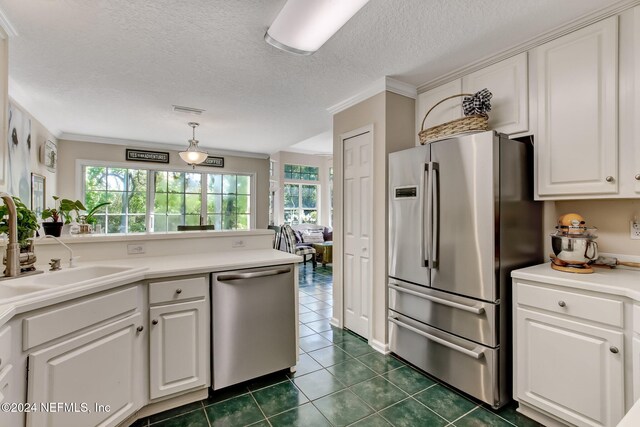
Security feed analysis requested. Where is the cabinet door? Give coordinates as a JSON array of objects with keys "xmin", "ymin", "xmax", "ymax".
[
  {"xmin": 634, "ymin": 336, "xmax": 640, "ymax": 402},
  {"xmin": 26, "ymin": 313, "xmax": 144, "ymax": 427},
  {"xmin": 149, "ymin": 300, "xmax": 208, "ymax": 399},
  {"xmin": 516, "ymin": 307, "xmax": 624, "ymax": 427},
  {"xmin": 463, "ymin": 53, "xmax": 528, "ymax": 135},
  {"xmin": 534, "ymin": 17, "xmax": 619, "ymax": 197},
  {"xmin": 416, "ymin": 80, "xmax": 462, "ymax": 144}
]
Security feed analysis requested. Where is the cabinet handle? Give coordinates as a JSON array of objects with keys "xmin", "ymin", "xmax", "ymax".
[
  {"xmin": 635, "ymin": 174, "xmax": 640, "ymax": 181},
  {"xmin": 176, "ymin": 288, "xmax": 182, "ymax": 294},
  {"xmin": 152, "ymin": 319, "xmax": 158, "ymax": 325},
  {"xmin": 558, "ymin": 300, "xmax": 566, "ymax": 307},
  {"xmin": 605, "ymin": 176, "xmax": 614, "ymax": 182},
  {"xmin": 136, "ymin": 326, "xmax": 144, "ymax": 333},
  {"xmin": 610, "ymin": 346, "xmax": 619, "ymax": 354}
]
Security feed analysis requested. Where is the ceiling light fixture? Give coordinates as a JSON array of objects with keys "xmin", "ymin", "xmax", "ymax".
[
  {"xmin": 179, "ymin": 122, "xmax": 208, "ymax": 167},
  {"xmin": 264, "ymin": 0, "xmax": 370, "ymax": 55}
]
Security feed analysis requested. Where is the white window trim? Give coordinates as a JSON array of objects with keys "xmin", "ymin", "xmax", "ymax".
[{"xmin": 76, "ymin": 159, "xmax": 257, "ymax": 231}]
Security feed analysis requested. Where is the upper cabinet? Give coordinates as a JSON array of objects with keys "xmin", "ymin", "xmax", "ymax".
[
  {"xmin": 462, "ymin": 53, "xmax": 529, "ymax": 135},
  {"xmin": 533, "ymin": 16, "xmax": 619, "ymax": 198},
  {"xmin": 416, "ymin": 80, "xmax": 462, "ymax": 144}
]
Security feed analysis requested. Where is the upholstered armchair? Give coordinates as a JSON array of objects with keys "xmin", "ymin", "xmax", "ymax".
[{"xmin": 277, "ymin": 224, "xmax": 316, "ymax": 268}]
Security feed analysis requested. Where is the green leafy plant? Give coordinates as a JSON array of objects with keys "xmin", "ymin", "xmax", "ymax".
[
  {"xmin": 81, "ymin": 202, "xmax": 110, "ymax": 225},
  {"xmin": 42, "ymin": 195, "xmax": 63, "ymax": 222},
  {"xmin": 0, "ymin": 196, "xmax": 39, "ymax": 248}
]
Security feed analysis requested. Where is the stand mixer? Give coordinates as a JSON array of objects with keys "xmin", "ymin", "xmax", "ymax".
[{"xmin": 550, "ymin": 213, "xmax": 598, "ymax": 274}]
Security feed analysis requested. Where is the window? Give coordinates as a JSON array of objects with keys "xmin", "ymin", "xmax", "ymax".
[
  {"xmin": 85, "ymin": 166, "xmax": 148, "ymax": 233},
  {"xmin": 284, "ymin": 164, "xmax": 319, "ymax": 181},
  {"xmin": 206, "ymin": 174, "xmax": 251, "ymax": 230},
  {"xmin": 83, "ymin": 165, "xmax": 253, "ymax": 233},
  {"xmin": 284, "ymin": 183, "xmax": 318, "ymax": 224}
]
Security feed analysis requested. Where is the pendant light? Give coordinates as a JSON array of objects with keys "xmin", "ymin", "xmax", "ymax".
[
  {"xmin": 265, "ymin": 0, "xmax": 370, "ymax": 55},
  {"xmin": 179, "ymin": 122, "xmax": 208, "ymax": 167}
]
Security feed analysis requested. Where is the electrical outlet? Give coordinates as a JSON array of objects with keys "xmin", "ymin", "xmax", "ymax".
[
  {"xmin": 631, "ymin": 221, "xmax": 640, "ymax": 240},
  {"xmin": 127, "ymin": 243, "xmax": 146, "ymax": 254},
  {"xmin": 232, "ymin": 240, "xmax": 245, "ymax": 248}
]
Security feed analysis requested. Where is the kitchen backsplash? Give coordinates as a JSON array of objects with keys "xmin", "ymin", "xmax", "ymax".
[{"xmin": 552, "ymin": 199, "xmax": 640, "ymax": 257}]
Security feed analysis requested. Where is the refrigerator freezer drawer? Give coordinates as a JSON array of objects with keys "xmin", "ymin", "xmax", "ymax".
[
  {"xmin": 388, "ymin": 313, "xmax": 508, "ymax": 408},
  {"xmin": 388, "ymin": 278, "xmax": 498, "ymax": 347}
]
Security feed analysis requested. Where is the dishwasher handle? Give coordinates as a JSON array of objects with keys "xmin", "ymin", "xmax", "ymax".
[{"xmin": 217, "ymin": 267, "xmax": 292, "ymax": 281}]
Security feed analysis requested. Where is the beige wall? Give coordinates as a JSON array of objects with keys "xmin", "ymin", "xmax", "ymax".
[
  {"xmin": 333, "ymin": 91, "xmax": 415, "ymax": 348},
  {"xmin": 271, "ymin": 151, "xmax": 333, "ymax": 226},
  {"xmin": 0, "ymin": 99, "xmax": 57, "ymax": 209},
  {"xmin": 550, "ymin": 199, "xmax": 640, "ymax": 256},
  {"xmin": 57, "ymin": 139, "xmax": 270, "ymax": 228}
]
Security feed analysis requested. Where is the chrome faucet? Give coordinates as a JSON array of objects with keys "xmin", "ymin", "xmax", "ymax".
[
  {"xmin": 43, "ymin": 235, "xmax": 78, "ymax": 268},
  {"xmin": 0, "ymin": 193, "xmax": 20, "ymax": 277}
]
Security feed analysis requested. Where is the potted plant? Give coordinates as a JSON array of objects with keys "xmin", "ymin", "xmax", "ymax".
[
  {"xmin": 59, "ymin": 199, "xmax": 110, "ymax": 234},
  {"xmin": 41, "ymin": 196, "xmax": 65, "ymax": 237},
  {"xmin": 0, "ymin": 196, "xmax": 39, "ymax": 271}
]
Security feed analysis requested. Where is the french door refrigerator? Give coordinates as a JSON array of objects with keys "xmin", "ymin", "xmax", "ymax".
[{"xmin": 388, "ymin": 131, "xmax": 542, "ymax": 408}]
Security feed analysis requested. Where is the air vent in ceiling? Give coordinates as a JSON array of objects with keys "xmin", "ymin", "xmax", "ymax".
[{"xmin": 172, "ymin": 105, "xmax": 205, "ymax": 115}]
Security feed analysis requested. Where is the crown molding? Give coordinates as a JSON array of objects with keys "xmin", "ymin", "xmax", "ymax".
[
  {"xmin": 58, "ymin": 133, "xmax": 270, "ymax": 159},
  {"xmin": 327, "ymin": 76, "xmax": 417, "ymax": 115},
  {"xmin": 0, "ymin": 6, "xmax": 17, "ymax": 39},
  {"xmin": 417, "ymin": 0, "xmax": 640, "ymax": 93}
]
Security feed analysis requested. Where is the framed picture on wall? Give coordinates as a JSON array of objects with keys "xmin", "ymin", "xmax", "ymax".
[
  {"xmin": 31, "ymin": 173, "xmax": 45, "ymax": 219},
  {"xmin": 40, "ymin": 139, "xmax": 57, "ymax": 173}
]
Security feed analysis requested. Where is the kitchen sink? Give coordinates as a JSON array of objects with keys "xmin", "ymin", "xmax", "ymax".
[{"xmin": 30, "ymin": 265, "xmax": 136, "ymax": 287}]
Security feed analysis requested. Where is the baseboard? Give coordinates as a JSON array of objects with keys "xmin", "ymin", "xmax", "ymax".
[
  {"xmin": 370, "ymin": 339, "xmax": 390, "ymax": 354},
  {"xmin": 120, "ymin": 388, "xmax": 208, "ymax": 426},
  {"xmin": 330, "ymin": 317, "xmax": 341, "ymax": 328}
]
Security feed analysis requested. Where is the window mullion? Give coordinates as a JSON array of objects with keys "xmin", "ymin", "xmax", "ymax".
[
  {"xmin": 147, "ymin": 170, "xmax": 154, "ymax": 232},
  {"xmin": 201, "ymin": 172, "xmax": 207, "ymax": 226}
]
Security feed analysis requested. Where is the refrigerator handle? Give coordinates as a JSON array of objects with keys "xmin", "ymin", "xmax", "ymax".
[
  {"xmin": 431, "ymin": 162, "xmax": 440, "ymax": 269},
  {"xmin": 424, "ymin": 162, "xmax": 432, "ymax": 268}
]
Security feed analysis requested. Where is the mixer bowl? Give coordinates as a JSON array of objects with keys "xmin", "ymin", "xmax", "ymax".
[{"xmin": 551, "ymin": 235, "xmax": 598, "ymax": 265}]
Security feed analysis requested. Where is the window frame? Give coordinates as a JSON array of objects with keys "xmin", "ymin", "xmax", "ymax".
[
  {"xmin": 77, "ymin": 159, "xmax": 257, "ymax": 232},
  {"xmin": 283, "ymin": 182, "xmax": 319, "ymax": 225}
]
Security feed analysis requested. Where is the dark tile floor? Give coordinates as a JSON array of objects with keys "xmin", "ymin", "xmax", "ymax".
[{"xmin": 132, "ymin": 265, "xmax": 542, "ymax": 427}]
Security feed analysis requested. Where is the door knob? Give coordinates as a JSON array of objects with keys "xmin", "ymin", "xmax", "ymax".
[
  {"xmin": 635, "ymin": 174, "xmax": 640, "ymax": 181},
  {"xmin": 610, "ymin": 346, "xmax": 619, "ymax": 354},
  {"xmin": 152, "ymin": 319, "xmax": 158, "ymax": 325},
  {"xmin": 176, "ymin": 288, "xmax": 182, "ymax": 294},
  {"xmin": 558, "ymin": 300, "xmax": 566, "ymax": 307},
  {"xmin": 605, "ymin": 176, "xmax": 614, "ymax": 182},
  {"xmin": 136, "ymin": 326, "xmax": 144, "ymax": 333}
]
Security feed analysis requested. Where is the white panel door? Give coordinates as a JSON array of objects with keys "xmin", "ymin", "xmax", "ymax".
[
  {"xmin": 516, "ymin": 308, "xmax": 624, "ymax": 427},
  {"xmin": 26, "ymin": 313, "xmax": 144, "ymax": 427},
  {"xmin": 149, "ymin": 300, "xmax": 208, "ymax": 399},
  {"xmin": 463, "ymin": 53, "xmax": 529, "ymax": 135},
  {"xmin": 416, "ymin": 80, "xmax": 462, "ymax": 144},
  {"xmin": 633, "ymin": 336, "xmax": 640, "ymax": 402},
  {"xmin": 534, "ymin": 17, "xmax": 619, "ymax": 197},
  {"xmin": 343, "ymin": 130, "xmax": 372, "ymax": 338},
  {"xmin": 635, "ymin": 6, "xmax": 640, "ymax": 193}
]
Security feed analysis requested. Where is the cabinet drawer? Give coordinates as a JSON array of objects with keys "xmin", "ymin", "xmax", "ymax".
[
  {"xmin": 23, "ymin": 286, "xmax": 138, "ymax": 350},
  {"xmin": 149, "ymin": 276, "xmax": 207, "ymax": 305},
  {"xmin": 516, "ymin": 281, "xmax": 623, "ymax": 328}
]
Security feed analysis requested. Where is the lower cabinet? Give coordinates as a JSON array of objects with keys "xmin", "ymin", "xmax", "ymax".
[
  {"xmin": 26, "ymin": 312, "xmax": 145, "ymax": 427},
  {"xmin": 149, "ymin": 299, "xmax": 208, "ymax": 399}
]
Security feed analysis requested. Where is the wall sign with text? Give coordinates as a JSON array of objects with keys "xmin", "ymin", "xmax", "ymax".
[
  {"xmin": 202, "ymin": 156, "xmax": 224, "ymax": 168},
  {"xmin": 126, "ymin": 149, "xmax": 170, "ymax": 163}
]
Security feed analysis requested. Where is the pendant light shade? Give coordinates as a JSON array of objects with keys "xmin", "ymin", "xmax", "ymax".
[
  {"xmin": 265, "ymin": 0, "xmax": 370, "ymax": 55},
  {"xmin": 179, "ymin": 122, "xmax": 208, "ymax": 166}
]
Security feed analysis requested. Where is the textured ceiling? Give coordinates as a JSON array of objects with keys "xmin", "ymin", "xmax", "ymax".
[{"xmin": 1, "ymin": 0, "xmax": 620, "ymax": 155}]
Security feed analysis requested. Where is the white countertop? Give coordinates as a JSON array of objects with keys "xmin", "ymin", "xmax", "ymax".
[
  {"xmin": 0, "ymin": 248, "xmax": 300, "ymax": 328},
  {"xmin": 512, "ymin": 262, "xmax": 640, "ymax": 301}
]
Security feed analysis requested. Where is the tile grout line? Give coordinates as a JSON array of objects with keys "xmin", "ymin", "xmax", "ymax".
[
  {"xmin": 200, "ymin": 399, "xmax": 213, "ymax": 427},
  {"xmin": 248, "ymin": 389, "xmax": 271, "ymax": 426}
]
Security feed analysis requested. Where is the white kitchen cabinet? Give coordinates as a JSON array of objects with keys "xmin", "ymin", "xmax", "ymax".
[
  {"xmin": 462, "ymin": 53, "xmax": 528, "ymax": 135},
  {"xmin": 148, "ymin": 276, "xmax": 209, "ymax": 400},
  {"xmin": 514, "ymin": 275, "xmax": 627, "ymax": 427},
  {"xmin": 26, "ymin": 312, "xmax": 145, "ymax": 427},
  {"xmin": 533, "ymin": 16, "xmax": 619, "ymax": 198},
  {"xmin": 149, "ymin": 299, "xmax": 208, "ymax": 399},
  {"xmin": 415, "ymin": 79, "xmax": 462, "ymax": 144}
]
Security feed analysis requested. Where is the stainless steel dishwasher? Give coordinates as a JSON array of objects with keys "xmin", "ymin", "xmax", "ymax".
[{"xmin": 211, "ymin": 264, "xmax": 296, "ymax": 390}]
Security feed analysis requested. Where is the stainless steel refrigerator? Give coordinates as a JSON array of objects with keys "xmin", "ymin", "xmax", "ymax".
[{"xmin": 388, "ymin": 131, "xmax": 542, "ymax": 408}]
